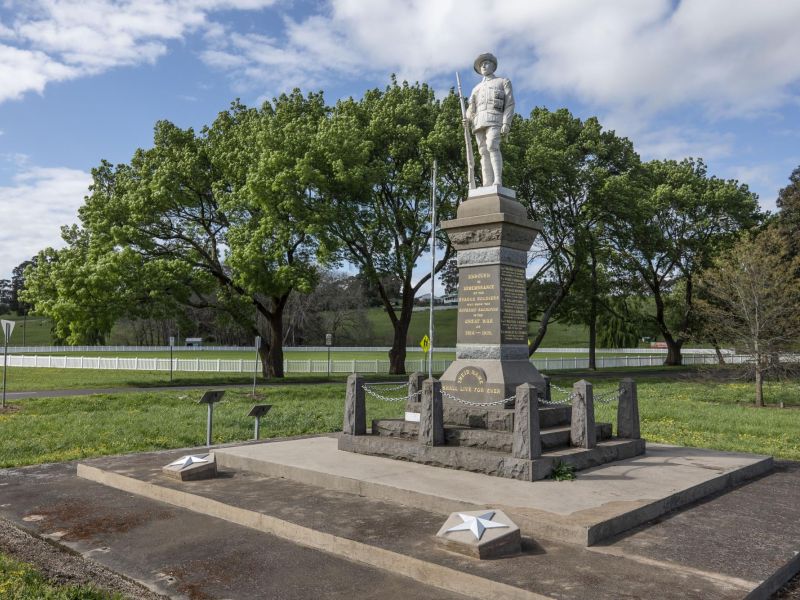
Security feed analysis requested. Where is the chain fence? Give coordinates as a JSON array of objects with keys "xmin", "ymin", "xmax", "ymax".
[
  {"xmin": 440, "ymin": 389, "xmax": 516, "ymax": 407},
  {"xmin": 361, "ymin": 382, "xmax": 422, "ymax": 403}
]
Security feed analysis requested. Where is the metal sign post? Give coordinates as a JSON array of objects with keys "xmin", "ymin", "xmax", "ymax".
[
  {"xmin": 253, "ymin": 336, "xmax": 261, "ymax": 397},
  {"xmin": 1, "ymin": 320, "xmax": 15, "ymax": 409},
  {"xmin": 248, "ymin": 404, "xmax": 272, "ymax": 440},
  {"xmin": 197, "ymin": 390, "xmax": 225, "ymax": 447},
  {"xmin": 169, "ymin": 336, "xmax": 175, "ymax": 383},
  {"xmin": 325, "ymin": 333, "xmax": 333, "ymax": 379},
  {"xmin": 428, "ymin": 160, "xmax": 437, "ymax": 379}
]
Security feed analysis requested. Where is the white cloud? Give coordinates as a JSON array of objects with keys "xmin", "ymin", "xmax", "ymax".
[
  {"xmin": 0, "ymin": 0, "xmax": 278, "ymax": 103},
  {"xmin": 203, "ymin": 0, "xmax": 800, "ymax": 120},
  {"xmin": 0, "ymin": 165, "xmax": 91, "ymax": 278}
]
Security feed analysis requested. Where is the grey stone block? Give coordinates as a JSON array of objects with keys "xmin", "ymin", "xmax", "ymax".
[
  {"xmin": 343, "ymin": 373, "xmax": 366, "ymax": 435},
  {"xmin": 570, "ymin": 380, "xmax": 596, "ymax": 449},
  {"xmin": 618, "ymin": 378, "xmax": 641, "ymax": 439},
  {"xmin": 512, "ymin": 383, "xmax": 542, "ymax": 459},
  {"xmin": 408, "ymin": 371, "xmax": 425, "ymax": 404},
  {"xmin": 419, "ymin": 379, "xmax": 444, "ymax": 446},
  {"xmin": 457, "ymin": 247, "xmax": 528, "ymax": 268}
]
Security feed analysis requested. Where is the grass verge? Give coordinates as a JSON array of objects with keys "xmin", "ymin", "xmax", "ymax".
[
  {"xmin": 0, "ymin": 552, "xmax": 121, "ymax": 599},
  {"xmin": 1, "ymin": 379, "xmax": 799, "ymax": 468}
]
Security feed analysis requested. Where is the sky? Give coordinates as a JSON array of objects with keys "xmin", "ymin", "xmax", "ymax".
[{"xmin": 1, "ymin": 0, "xmax": 799, "ymax": 283}]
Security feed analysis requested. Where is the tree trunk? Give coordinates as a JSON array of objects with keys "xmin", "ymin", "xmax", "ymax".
[
  {"xmin": 266, "ymin": 304, "xmax": 285, "ymax": 378},
  {"xmin": 664, "ymin": 335, "xmax": 683, "ymax": 366},
  {"xmin": 754, "ymin": 366, "xmax": 764, "ymax": 407},
  {"xmin": 388, "ymin": 294, "xmax": 414, "ymax": 375},
  {"xmin": 714, "ymin": 344, "xmax": 726, "ymax": 365}
]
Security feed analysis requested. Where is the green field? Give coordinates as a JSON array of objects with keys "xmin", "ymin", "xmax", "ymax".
[
  {"xmin": 1, "ymin": 378, "xmax": 799, "ymax": 469},
  {"xmin": 0, "ymin": 314, "xmax": 52, "ymax": 346},
  {"xmin": 4, "ymin": 308, "xmax": 600, "ymax": 349}
]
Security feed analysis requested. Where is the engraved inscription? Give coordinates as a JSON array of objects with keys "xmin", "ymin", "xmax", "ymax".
[
  {"xmin": 441, "ymin": 365, "xmax": 502, "ymax": 399},
  {"xmin": 500, "ymin": 265, "xmax": 528, "ymax": 343},
  {"xmin": 458, "ymin": 268, "xmax": 500, "ymax": 341}
]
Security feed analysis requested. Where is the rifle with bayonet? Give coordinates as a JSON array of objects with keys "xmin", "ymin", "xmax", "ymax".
[{"xmin": 456, "ymin": 72, "xmax": 477, "ymax": 190}]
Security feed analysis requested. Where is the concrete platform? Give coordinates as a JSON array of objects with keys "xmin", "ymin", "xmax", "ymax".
[
  {"xmin": 211, "ymin": 435, "xmax": 772, "ymax": 546},
  {"xmin": 66, "ymin": 442, "xmax": 800, "ymax": 600}
]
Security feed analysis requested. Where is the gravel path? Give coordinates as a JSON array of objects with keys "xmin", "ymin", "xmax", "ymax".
[{"xmin": 0, "ymin": 517, "xmax": 166, "ymax": 599}]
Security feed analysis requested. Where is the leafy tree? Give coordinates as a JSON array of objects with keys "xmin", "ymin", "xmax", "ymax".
[
  {"xmin": 317, "ymin": 79, "xmax": 464, "ymax": 373},
  {"xmin": 608, "ymin": 158, "xmax": 762, "ymax": 365},
  {"xmin": 27, "ymin": 93, "xmax": 329, "ymax": 375},
  {"xmin": 696, "ymin": 227, "xmax": 800, "ymax": 406},
  {"xmin": 23, "ymin": 226, "xmax": 191, "ymax": 345},
  {"xmin": 10, "ymin": 259, "xmax": 35, "ymax": 315},
  {"xmin": 504, "ymin": 107, "xmax": 640, "ymax": 357},
  {"xmin": 776, "ymin": 165, "xmax": 800, "ymax": 258},
  {"xmin": 0, "ymin": 279, "xmax": 11, "ymax": 314},
  {"xmin": 283, "ymin": 270, "xmax": 372, "ymax": 346},
  {"xmin": 439, "ymin": 258, "xmax": 459, "ymax": 296}
]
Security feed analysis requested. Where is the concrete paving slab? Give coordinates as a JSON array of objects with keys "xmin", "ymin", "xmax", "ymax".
[
  {"xmin": 76, "ymin": 448, "xmax": 765, "ymax": 600},
  {"xmin": 212, "ymin": 435, "xmax": 773, "ymax": 545},
  {"xmin": 0, "ymin": 462, "xmax": 468, "ymax": 600}
]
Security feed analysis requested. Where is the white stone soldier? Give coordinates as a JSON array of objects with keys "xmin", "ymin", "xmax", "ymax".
[{"xmin": 466, "ymin": 52, "xmax": 515, "ymax": 187}]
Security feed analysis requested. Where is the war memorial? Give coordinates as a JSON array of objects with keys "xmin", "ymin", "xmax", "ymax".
[{"xmin": 8, "ymin": 53, "xmax": 796, "ymax": 599}]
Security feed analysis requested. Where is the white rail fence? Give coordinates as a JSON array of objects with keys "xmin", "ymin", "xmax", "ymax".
[
  {"xmin": 3, "ymin": 353, "xmax": 777, "ymax": 374},
  {"xmin": 2, "ymin": 344, "xmax": 728, "ymax": 355}
]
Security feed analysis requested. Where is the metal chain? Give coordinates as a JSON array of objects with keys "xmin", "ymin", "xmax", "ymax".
[
  {"xmin": 361, "ymin": 385, "xmax": 422, "ymax": 403},
  {"xmin": 548, "ymin": 384, "xmax": 617, "ymax": 405},
  {"xmin": 362, "ymin": 382, "xmax": 409, "ymax": 392},
  {"xmin": 440, "ymin": 389, "xmax": 515, "ymax": 407}
]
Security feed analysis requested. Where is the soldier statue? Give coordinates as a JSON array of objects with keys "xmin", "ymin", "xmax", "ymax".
[{"xmin": 464, "ymin": 53, "xmax": 515, "ymax": 187}]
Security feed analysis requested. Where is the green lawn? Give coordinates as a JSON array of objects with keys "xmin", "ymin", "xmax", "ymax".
[
  {"xmin": 1, "ymin": 379, "xmax": 799, "ymax": 469},
  {"xmin": 0, "ymin": 553, "xmax": 121, "ymax": 599},
  {"xmin": 5, "ymin": 308, "xmax": 602, "ymax": 349}
]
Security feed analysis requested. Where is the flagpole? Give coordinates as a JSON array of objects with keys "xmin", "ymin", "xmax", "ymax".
[{"xmin": 428, "ymin": 160, "xmax": 437, "ymax": 379}]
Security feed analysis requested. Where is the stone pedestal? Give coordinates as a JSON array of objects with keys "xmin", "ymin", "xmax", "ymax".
[{"xmin": 439, "ymin": 186, "xmax": 545, "ymax": 409}]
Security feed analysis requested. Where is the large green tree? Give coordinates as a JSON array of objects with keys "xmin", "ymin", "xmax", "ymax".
[
  {"xmin": 26, "ymin": 92, "xmax": 329, "ymax": 375},
  {"xmin": 317, "ymin": 79, "xmax": 464, "ymax": 373},
  {"xmin": 504, "ymin": 107, "xmax": 640, "ymax": 357},
  {"xmin": 608, "ymin": 158, "xmax": 762, "ymax": 365}
]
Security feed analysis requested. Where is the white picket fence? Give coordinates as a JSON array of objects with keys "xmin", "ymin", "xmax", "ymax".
[
  {"xmin": 3, "ymin": 352, "xmax": 766, "ymax": 374},
  {"xmin": 2, "ymin": 344, "xmax": 727, "ymax": 355}
]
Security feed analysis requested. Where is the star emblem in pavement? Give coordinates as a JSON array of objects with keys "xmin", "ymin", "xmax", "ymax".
[
  {"xmin": 167, "ymin": 455, "xmax": 209, "ymax": 469},
  {"xmin": 445, "ymin": 511, "xmax": 509, "ymax": 540}
]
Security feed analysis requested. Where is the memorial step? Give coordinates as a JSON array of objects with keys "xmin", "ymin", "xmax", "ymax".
[
  {"xmin": 405, "ymin": 403, "xmax": 572, "ymax": 431},
  {"xmin": 339, "ymin": 434, "xmax": 646, "ymax": 481},
  {"xmin": 373, "ymin": 419, "xmax": 611, "ymax": 452}
]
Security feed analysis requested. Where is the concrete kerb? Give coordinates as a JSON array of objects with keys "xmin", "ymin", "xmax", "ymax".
[
  {"xmin": 213, "ymin": 438, "xmax": 773, "ymax": 547},
  {"xmin": 76, "ymin": 464, "xmax": 550, "ymax": 600}
]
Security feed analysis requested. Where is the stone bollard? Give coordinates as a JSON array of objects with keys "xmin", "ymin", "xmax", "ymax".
[
  {"xmin": 513, "ymin": 383, "xmax": 542, "ymax": 459},
  {"xmin": 408, "ymin": 371, "xmax": 425, "ymax": 404},
  {"xmin": 419, "ymin": 378, "xmax": 444, "ymax": 446},
  {"xmin": 343, "ymin": 373, "xmax": 366, "ymax": 435},
  {"xmin": 542, "ymin": 375, "xmax": 552, "ymax": 404},
  {"xmin": 570, "ymin": 380, "xmax": 596, "ymax": 449},
  {"xmin": 618, "ymin": 378, "xmax": 641, "ymax": 439}
]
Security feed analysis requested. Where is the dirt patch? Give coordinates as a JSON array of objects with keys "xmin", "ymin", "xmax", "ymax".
[
  {"xmin": 24, "ymin": 500, "xmax": 172, "ymax": 542},
  {"xmin": 0, "ymin": 517, "xmax": 166, "ymax": 599},
  {"xmin": 0, "ymin": 405, "xmax": 20, "ymax": 414},
  {"xmin": 164, "ymin": 554, "xmax": 244, "ymax": 600}
]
